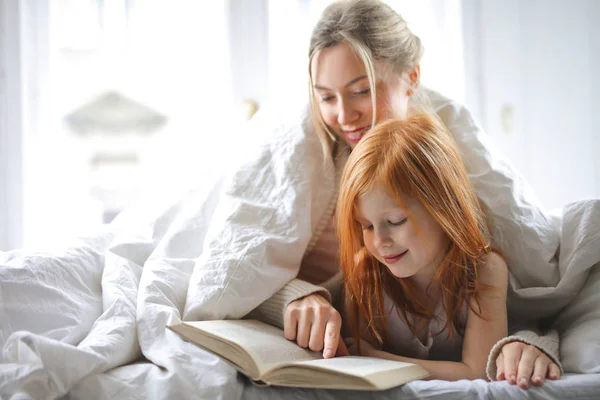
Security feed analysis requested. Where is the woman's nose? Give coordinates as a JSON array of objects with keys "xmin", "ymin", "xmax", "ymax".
[{"xmin": 337, "ymin": 99, "xmax": 358, "ymax": 125}]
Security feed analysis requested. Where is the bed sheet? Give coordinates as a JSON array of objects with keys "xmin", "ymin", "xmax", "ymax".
[
  {"xmin": 241, "ymin": 373, "xmax": 600, "ymax": 400},
  {"xmin": 67, "ymin": 363, "xmax": 599, "ymax": 400}
]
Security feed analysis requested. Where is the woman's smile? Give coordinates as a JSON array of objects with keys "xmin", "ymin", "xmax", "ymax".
[{"xmin": 343, "ymin": 126, "xmax": 370, "ymax": 143}]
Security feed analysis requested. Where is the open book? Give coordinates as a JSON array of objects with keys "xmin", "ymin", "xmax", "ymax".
[{"xmin": 167, "ymin": 319, "xmax": 430, "ymax": 391}]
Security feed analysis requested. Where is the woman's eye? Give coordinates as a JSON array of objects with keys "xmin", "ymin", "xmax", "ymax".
[
  {"xmin": 362, "ymin": 225, "xmax": 374, "ymax": 231},
  {"xmin": 320, "ymin": 96, "xmax": 335, "ymax": 103},
  {"xmin": 355, "ymin": 88, "xmax": 370, "ymax": 96},
  {"xmin": 388, "ymin": 219, "xmax": 406, "ymax": 227}
]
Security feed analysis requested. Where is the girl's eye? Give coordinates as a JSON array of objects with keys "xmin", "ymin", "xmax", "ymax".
[
  {"xmin": 362, "ymin": 225, "xmax": 374, "ymax": 231},
  {"xmin": 388, "ymin": 218, "xmax": 406, "ymax": 227},
  {"xmin": 355, "ymin": 88, "xmax": 370, "ymax": 96},
  {"xmin": 320, "ymin": 95, "xmax": 335, "ymax": 103}
]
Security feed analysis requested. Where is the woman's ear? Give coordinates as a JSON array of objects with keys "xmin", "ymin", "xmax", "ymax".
[{"xmin": 409, "ymin": 64, "xmax": 421, "ymax": 90}]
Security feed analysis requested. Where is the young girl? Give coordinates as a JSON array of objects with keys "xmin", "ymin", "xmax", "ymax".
[{"xmin": 337, "ymin": 113, "xmax": 509, "ymax": 380}]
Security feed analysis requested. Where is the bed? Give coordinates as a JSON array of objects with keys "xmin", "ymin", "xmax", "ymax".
[{"xmin": 66, "ymin": 362, "xmax": 600, "ymax": 400}]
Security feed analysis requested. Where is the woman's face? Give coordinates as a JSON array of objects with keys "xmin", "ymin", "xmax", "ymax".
[{"xmin": 311, "ymin": 42, "xmax": 416, "ymax": 148}]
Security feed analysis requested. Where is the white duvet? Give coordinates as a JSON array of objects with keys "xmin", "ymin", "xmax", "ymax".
[{"xmin": 1, "ymin": 95, "xmax": 599, "ymax": 400}]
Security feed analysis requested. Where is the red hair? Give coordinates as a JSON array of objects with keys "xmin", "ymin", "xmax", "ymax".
[{"xmin": 336, "ymin": 114, "xmax": 491, "ymax": 349}]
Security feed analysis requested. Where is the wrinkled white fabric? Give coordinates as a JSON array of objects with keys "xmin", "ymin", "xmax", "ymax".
[
  {"xmin": 1, "ymin": 90, "xmax": 599, "ymax": 399},
  {"xmin": 241, "ymin": 373, "xmax": 600, "ymax": 400}
]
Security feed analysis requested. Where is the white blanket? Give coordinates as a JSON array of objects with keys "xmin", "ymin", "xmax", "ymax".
[
  {"xmin": 0, "ymin": 176, "xmax": 253, "ymax": 399},
  {"xmin": 2, "ymin": 197, "xmax": 598, "ymax": 400},
  {"xmin": 1, "ymin": 99, "xmax": 599, "ymax": 399}
]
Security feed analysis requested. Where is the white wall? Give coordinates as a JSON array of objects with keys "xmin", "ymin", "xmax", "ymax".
[
  {"xmin": 521, "ymin": 0, "xmax": 595, "ymax": 208},
  {"xmin": 465, "ymin": 0, "xmax": 599, "ymax": 210},
  {"xmin": 0, "ymin": 0, "xmax": 24, "ymax": 251},
  {"xmin": 388, "ymin": 0, "xmax": 466, "ymax": 103}
]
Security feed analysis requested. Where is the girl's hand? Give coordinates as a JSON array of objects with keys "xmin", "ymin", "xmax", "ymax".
[
  {"xmin": 284, "ymin": 294, "xmax": 349, "ymax": 358},
  {"xmin": 344, "ymin": 337, "xmax": 378, "ymax": 357},
  {"xmin": 496, "ymin": 342, "xmax": 561, "ymax": 389}
]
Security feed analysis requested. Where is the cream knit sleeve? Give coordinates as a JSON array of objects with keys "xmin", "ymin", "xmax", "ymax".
[
  {"xmin": 245, "ymin": 278, "xmax": 332, "ymax": 329},
  {"xmin": 486, "ymin": 328, "xmax": 563, "ymax": 381}
]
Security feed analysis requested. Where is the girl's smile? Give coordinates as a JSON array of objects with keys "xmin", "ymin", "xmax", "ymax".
[{"xmin": 383, "ymin": 250, "xmax": 408, "ymax": 264}]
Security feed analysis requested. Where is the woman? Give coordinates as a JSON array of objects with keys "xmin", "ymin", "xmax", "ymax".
[{"xmin": 248, "ymin": 0, "xmax": 561, "ymax": 388}]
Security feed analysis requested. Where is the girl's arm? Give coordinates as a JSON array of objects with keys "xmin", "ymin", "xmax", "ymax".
[{"xmin": 353, "ymin": 252, "xmax": 509, "ymax": 381}]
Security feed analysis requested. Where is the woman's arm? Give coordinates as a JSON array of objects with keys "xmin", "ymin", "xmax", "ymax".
[
  {"xmin": 247, "ymin": 273, "xmax": 350, "ymax": 358},
  {"xmin": 488, "ymin": 328, "xmax": 562, "ymax": 388},
  {"xmin": 364, "ymin": 327, "xmax": 561, "ymax": 385},
  {"xmin": 246, "ymin": 278, "xmax": 332, "ymax": 329}
]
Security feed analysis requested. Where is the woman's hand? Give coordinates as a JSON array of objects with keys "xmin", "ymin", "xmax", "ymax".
[
  {"xmin": 284, "ymin": 294, "xmax": 349, "ymax": 358},
  {"xmin": 344, "ymin": 337, "xmax": 378, "ymax": 357},
  {"xmin": 496, "ymin": 342, "xmax": 561, "ymax": 389}
]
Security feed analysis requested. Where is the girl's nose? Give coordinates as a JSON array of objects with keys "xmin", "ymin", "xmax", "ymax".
[{"xmin": 375, "ymin": 229, "xmax": 392, "ymax": 248}]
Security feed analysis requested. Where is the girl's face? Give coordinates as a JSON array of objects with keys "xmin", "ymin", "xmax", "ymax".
[
  {"xmin": 311, "ymin": 42, "xmax": 415, "ymax": 148},
  {"xmin": 355, "ymin": 186, "xmax": 450, "ymax": 286}
]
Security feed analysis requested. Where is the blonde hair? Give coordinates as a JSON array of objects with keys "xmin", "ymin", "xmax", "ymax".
[
  {"xmin": 337, "ymin": 113, "xmax": 491, "ymax": 348},
  {"xmin": 308, "ymin": 0, "xmax": 425, "ymax": 155}
]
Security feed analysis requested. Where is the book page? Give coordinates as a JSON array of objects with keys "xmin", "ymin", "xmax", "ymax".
[
  {"xmin": 297, "ymin": 355, "xmax": 414, "ymax": 374},
  {"xmin": 266, "ymin": 356, "xmax": 430, "ymax": 390},
  {"xmin": 184, "ymin": 320, "xmax": 322, "ymax": 370}
]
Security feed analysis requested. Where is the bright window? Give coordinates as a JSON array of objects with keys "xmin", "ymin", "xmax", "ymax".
[{"xmin": 25, "ymin": 0, "xmax": 233, "ymax": 247}]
